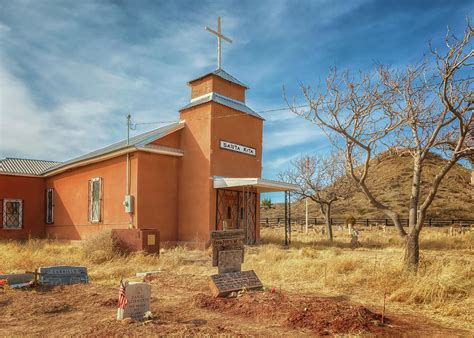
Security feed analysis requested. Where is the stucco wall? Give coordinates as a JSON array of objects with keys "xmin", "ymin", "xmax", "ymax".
[
  {"xmin": 44, "ymin": 154, "xmax": 138, "ymax": 239},
  {"xmin": 178, "ymin": 104, "xmax": 212, "ymax": 243},
  {"xmin": 136, "ymin": 151, "xmax": 179, "ymax": 243},
  {"xmin": 190, "ymin": 75, "xmax": 246, "ymax": 102},
  {"xmin": 0, "ymin": 174, "xmax": 45, "ymax": 239}
]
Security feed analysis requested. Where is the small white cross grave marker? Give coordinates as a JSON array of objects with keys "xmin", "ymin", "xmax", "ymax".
[{"xmin": 205, "ymin": 16, "xmax": 232, "ymax": 70}]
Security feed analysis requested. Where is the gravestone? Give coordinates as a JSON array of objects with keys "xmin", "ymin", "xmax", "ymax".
[
  {"xmin": 38, "ymin": 266, "xmax": 88, "ymax": 285},
  {"xmin": 210, "ymin": 229, "xmax": 245, "ymax": 268},
  {"xmin": 0, "ymin": 273, "xmax": 34, "ymax": 285},
  {"xmin": 209, "ymin": 270, "xmax": 263, "ymax": 297},
  {"xmin": 209, "ymin": 230, "xmax": 262, "ymax": 297},
  {"xmin": 117, "ymin": 282, "xmax": 151, "ymax": 321},
  {"xmin": 218, "ymin": 250, "xmax": 242, "ymax": 273},
  {"xmin": 350, "ymin": 228, "xmax": 360, "ymax": 248}
]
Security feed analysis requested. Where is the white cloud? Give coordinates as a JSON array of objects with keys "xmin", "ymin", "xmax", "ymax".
[
  {"xmin": 263, "ymin": 119, "xmax": 323, "ymax": 151},
  {"xmin": 0, "ymin": 61, "xmax": 120, "ymax": 160}
]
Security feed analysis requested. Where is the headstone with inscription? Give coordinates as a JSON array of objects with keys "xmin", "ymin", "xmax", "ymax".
[
  {"xmin": 38, "ymin": 266, "xmax": 88, "ymax": 285},
  {"xmin": 209, "ymin": 230, "xmax": 263, "ymax": 297},
  {"xmin": 210, "ymin": 229, "xmax": 245, "ymax": 268},
  {"xmin": 209, "ymin": 270, "xmax": 263, "ymax": 297},
  {"xmin": 117, "ymin": 282, "xmax": 151, "ymax": 321}
]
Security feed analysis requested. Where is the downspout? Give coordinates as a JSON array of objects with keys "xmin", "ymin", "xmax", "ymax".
[{"xmin": 126, "ymin": 114, "xmax": 133, "ymax": 229}]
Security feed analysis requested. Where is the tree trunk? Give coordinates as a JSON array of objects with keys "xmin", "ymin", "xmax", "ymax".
[
  {"xmin": 318, "ymin": 202, "xmax": 334, "ymax": 241},
  {"xmin": 357, "ymin": 181, "xmax": 407, "ymax": 237},
  {"xmin": 409, "ymin": 156, "xmax": 422, "ymax": 230},
  {"xmin": 404, "ymin": 231, "xmax": 420, "ymax": 272},
  {"xmin": 385, "ymin": 210, "xmax": 407, "ymax": 237},
  {"xmin": 325, "ymin": 206, "xmax": 333, "ymax": 241}
]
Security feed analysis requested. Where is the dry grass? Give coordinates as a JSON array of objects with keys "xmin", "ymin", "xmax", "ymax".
[{"xmin": 0, "ymin": 227, "xmax": 472, "ymax": 332}]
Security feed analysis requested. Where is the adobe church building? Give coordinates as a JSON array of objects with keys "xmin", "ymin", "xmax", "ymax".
[{"xmin": 0, "ymin": 68, "xmax": 297, "ymax": 246}]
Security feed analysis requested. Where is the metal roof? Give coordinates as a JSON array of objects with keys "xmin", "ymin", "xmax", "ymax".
[
  {"xmin": 0, "ymin": 158, "xmax": 61, "ymax": 175},
  {"xmin": 42, "ymin": 121, "xmax": 184, "ymax": 175},
  {"xmin": 213, "ymin": 177, "xmax": 299, "ymax": 192},
  {"xmin": 180, "ymin": 92, "xmax": 264, "ymax": 120},
  {"xmin": 188, "ymin": 68, "xmax": 249, "ymax": 89}
]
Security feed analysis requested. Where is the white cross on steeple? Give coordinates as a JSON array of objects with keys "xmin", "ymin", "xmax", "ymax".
[{"xmin": 205, "ymin": 16, "xmax": 232, "ymax": 70}]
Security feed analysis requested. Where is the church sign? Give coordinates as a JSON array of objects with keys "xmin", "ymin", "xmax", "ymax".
[{"xmin": 220, "ymin": 140, "xmax": 256, "ymax": 156}]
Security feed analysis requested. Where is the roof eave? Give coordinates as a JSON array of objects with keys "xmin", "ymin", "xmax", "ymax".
[
  {"xmin": 213, "ymin": 177, "xmax": 299, "ymax": 192},
  {"xmin": 43, "ymin": 145, "xmax": 184, "ymax": 177},
  {"xmin": 43, "ymin": 122, "xmax": 185, "ymax": 176},
  {"xmin": 187, "ymin": 72, "xmax": 249, "ymax": 89},
  {"xmin": 0, "ymin": 171, "xmax": 42, "ymax": 178}
]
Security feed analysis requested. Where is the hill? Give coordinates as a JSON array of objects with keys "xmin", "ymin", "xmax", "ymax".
[{"xmin": 262, "ymin": 152, "xmax": 473, "ymax": 220}]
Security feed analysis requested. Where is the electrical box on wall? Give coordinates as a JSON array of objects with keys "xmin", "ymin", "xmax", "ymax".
[{"xmin": 124, "ymin": 195, "xmax": 134, "ymax": 213}]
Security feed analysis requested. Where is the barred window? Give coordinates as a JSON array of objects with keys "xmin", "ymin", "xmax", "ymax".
[
  {"xmin": 46, "ymin": 188, "xmax": 54, "ymax": 224},
  {"xmin": 88, "ymin": 178, "xmax": 102, "ymax": 223},
  {"xmin": 3, "ymin": 199, "xmax": 23, "ymax": 229}
]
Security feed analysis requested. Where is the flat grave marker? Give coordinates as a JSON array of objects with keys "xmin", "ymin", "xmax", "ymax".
[
  {"xmin": 38, "ymin": 266, "xmax": 88, "ymax": 286},
  {"xmin": 209, "ymin": 270, "xmax": 263, "ymax": 297}
]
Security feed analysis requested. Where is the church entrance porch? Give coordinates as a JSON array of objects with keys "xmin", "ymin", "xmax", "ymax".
[
  {"xmin": 215, "ymin": 188, "xmax": 257, "ymax": 245},
  {"xmin": 213, "ymin": 177, "xmax": 299, "ymax": 245}
]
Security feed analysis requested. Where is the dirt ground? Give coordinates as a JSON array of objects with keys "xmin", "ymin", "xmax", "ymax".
[{"xmin": 0, "ymin": 270, "xmax": 470, "ymax": 337}]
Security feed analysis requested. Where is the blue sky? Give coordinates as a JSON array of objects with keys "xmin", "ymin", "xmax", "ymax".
[{"xmin": 0, "ymin": 0, "xmax": 472, "ymax": 201}]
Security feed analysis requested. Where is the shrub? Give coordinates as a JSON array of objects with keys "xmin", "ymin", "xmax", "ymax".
[
  {"xmin": 81, "ymin": 231, "xmax": 119, "ymax": 264},
  {"xmin": 345, "ymin": 215, "xmax": 356, "ymax": 226}
]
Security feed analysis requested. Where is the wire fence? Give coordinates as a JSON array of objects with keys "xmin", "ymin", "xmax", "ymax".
[{"xmin": 260, "ymin": 217, "xmax": 474, "ymax": 228}]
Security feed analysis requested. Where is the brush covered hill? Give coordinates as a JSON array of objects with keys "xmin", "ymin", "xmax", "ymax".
[{"xmin": 263, "ymin": 152, "xmax": 474, "ymax": 220}]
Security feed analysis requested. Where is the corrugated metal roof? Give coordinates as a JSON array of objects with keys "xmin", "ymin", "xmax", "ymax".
[
  {"xmin": 188, "ymin": 68, "xmax": 249, "ymax": 89},
  {"xmin": 42, "ymin": 121, "xmax": 184, "ymax": 175},
  {"xmin": 0, "ymin": 158, "xmax": 61, "ymax": 175},
  {"xmin": 180, "ymin": 92, "xmax": 264, "ymax": 120}
]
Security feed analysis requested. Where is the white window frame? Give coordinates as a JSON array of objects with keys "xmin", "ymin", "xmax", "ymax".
[
  {"xmin": 3, "ymin": 199, "xmax": 23, "ymax": 230},
  {"xmin": 46, "ymin": 188, "xmax": 54, "ymax": 224},
  {"xmin": 88, "ymin": 177, "xmax": 102, "ymax": 223}
]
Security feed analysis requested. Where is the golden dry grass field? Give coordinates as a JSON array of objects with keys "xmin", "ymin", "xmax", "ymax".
[{"xmin": 0, "ymin": 226, "xmax": 473, "ymax": 335}]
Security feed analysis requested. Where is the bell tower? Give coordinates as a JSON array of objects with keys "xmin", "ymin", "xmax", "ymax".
[{"xmin": 176, "ymin": 17, "xmax": 264, "ymax": 244}]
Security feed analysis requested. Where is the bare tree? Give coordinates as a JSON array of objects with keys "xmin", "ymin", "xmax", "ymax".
[
  {"xmin": 287, "ymin": 21, "xmax": 473, "ymax": 271},
  {"xmin": 286, "ymin": 68, "xmax": 407, "ymax": 237},
  {"xmin": 280, "ymin": 153, "xmax": 353, "ymax": 241}
]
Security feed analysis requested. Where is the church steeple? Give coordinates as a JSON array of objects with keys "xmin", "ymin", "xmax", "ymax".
[{"xmin": 187, "ymin": 68, "xmax": 248, "ymax": 103}]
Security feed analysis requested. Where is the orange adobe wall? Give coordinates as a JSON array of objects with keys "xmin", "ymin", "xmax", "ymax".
[
  {"xmin": 177, "ymin": 104, "xmax": 212, "ymax": 243},
  {"xmin": 150, "ymin": 129, "xmax": 182, "ymax": 148},
  {"xmin": 0, "ymin": 174, "xmax": 45, "ymax": 239},
  {"xmin": 209, "ymin": 103, "xmax": 263, "ymax": 242},
  {"xmin": 44, "ymin": 154, "xmax": 138, "ymax": 240},
  {"xmin": 178, "ymin": 73, "xmax": 263, "ymax": 244},
  {"xmin": 190, "ymin": 74, "xmax": 246, "ymax": 102},
  {"xmin": 135, "ymin": 151, "xmax": 179, "ymax": 243}
]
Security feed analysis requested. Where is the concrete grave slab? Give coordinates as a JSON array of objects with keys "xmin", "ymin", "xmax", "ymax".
[
  {"xmin": 209, "ymin": 270, "xmax": 263, "ymax": 297},
  {"xmin": 38, "ymin": 266, "xmax": 88, "ymax": 286},
  {"xmin": 0, "ymin": 273, "xmax": 34, "ymax": 285},
  {"xmin": 117, "ymin": 282, "xmax": 151, "ymax": 321}
]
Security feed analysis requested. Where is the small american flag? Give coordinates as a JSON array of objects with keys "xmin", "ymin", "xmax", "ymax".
[{"xmin": 118, "ymin": 279, "xmax": 127, "ymax": 309}]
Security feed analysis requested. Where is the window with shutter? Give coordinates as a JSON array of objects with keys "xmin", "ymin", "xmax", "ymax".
[{"xmin": 88, "ymin": 178, "xmax": 102, "ymax": 223}]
